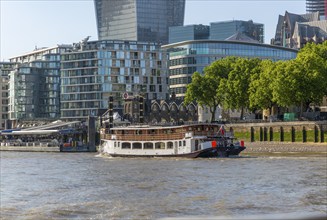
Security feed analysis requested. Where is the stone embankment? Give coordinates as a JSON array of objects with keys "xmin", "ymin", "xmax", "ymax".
[
  {"xmin": 0, "ymin": 146, "xmax": 60, "ymax": 152},
  {"xmin": 244, "ymin": 141, "xmax": 327, "ymax": 153}
]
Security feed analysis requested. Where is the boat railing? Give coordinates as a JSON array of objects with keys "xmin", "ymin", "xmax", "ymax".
[{"xmin": 101, "ymin": 133, "xmax": 184, "ymax": 141}]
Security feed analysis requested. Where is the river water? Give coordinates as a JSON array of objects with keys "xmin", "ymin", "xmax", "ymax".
[{"xmin": 0, "ymin": 152, "xmax": 326, "ymax": 220}]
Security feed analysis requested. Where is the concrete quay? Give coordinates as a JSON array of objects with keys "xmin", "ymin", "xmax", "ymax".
[
  {"xmin": 245, "ymin": 141, "xmax": 327, "ymax": 152},
  {"xmin": 0, "ymin": 146, "xmax": 60, "ymax": 152}
]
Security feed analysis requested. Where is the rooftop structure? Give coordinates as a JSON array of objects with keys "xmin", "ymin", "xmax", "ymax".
[
  {"xmin": 210, "ymin": 20, "xmax": 264, "ymax": 43},
  {"xmin": 169, "ymin": 20, "xmax": 264, "ymax": 44},
  {"xmin": 169, "ymin": 24, "xmax": 210, "ymax": 44}
]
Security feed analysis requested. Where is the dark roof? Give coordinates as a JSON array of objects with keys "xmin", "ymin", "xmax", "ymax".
[
  {"xmin": 225, "ymin": 32, "xmax": 260, "ymax": 43},
  {"xmin": 285, "ymin": 11, "xmax": 320, "ymax": 36},
  {"xmin": 293, "ymin": 20, "xmax": 327, "ymax": 38}
]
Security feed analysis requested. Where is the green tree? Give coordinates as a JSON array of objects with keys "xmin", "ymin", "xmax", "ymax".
[
  {"xmin": 184, "ymin": 57, "xmax": 236, "ymax": 122},
  {"xmin": 272, "ymin": 42, "xmax": 327, "ymax": 117},
  {"xmin": 295, "ymin": 42, "xmax": 327, "ymax": 107},
  {"xmin": 184, "ymin": 72, "xmax": 220, "ymax": 122},
  {"xmin": 272, "ymin": 60, "xmax": 313, "ymax": 116},
  {"xmin": 249, "ymin": 60, "xmax": 276, "ymax": 114},
  {"xmin": 221, "ymin": 58, "xmax": 261, "ymax": 119}
]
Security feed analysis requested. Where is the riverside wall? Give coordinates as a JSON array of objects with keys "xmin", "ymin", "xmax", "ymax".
[
  {"xmin": 228, "ymin": 121, "xmax": 327, "ymax": 154},
  {"xmin": 0, "ymin": 146, "xmax": 60, "ymax": 152},
  {"xmin": 228, "ymin": 121, "xmax": 327, "ymax": 143}
]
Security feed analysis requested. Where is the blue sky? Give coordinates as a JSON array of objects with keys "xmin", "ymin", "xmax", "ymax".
[{"xmin": 1, "ymin": 0, "xmax": 306, "ymax": 61}]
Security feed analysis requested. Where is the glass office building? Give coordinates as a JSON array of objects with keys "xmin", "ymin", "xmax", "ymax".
[
  {"xmin": 169, "ymin": 20, "xmax": 264, "ymax": 44},
  {"xmin": 94, "ymin": 0, "xmax": 185, "ymax": 44},
  {"xmin": 61, "ymin": 40, "xmax": 169, "ymax": 120},
  {"xmin": 306, "ymin": 0, "xmax": 326, "ymax": 19},
  {"xmin": 162, "ymin": 40, "xmax": 298, "ymax": 98},
  {"xmin": 210, "ymin": 20, "xmax": 264, "ymax": 43},
  {"xmin": 169, "ymin": 24, "xmax": 210, "ymax": 44}
]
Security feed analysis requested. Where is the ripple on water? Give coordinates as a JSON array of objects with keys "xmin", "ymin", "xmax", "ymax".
[{"xmin": 1, "ymin": 152, "xmax": 326, "ymax": 219}]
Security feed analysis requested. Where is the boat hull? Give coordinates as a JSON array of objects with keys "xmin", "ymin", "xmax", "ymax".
[{"xmin": 102, "ymin": 146, "xmax": 246, "ymax": 158}]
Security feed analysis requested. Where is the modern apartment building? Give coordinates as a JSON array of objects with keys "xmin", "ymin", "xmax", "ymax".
[
  {"xmin": 306, "ymin": 0, "xmax": 327, "ymax": 19},
  {"xmin": 60, "ymin": 40, "xmax": 169, "ymax": 121},
  {"xmin": 8, "ymin": 45, "xmax": 72, "ymax": 121},
  {"xmin": 94, "ymin": 0, "xmax": 185, "ymax": 44},
  {"xmin": 272, "ymin": 11, "xmax": 327, "ymax": 49},
  {"xmin": 169, "ymin": 20, "xmax": 264, "ymax": 44},
  {"xmin": 0, "ymin": 62, "xmax": 14, "ymax": 129},
  {"xmin": 162, "ymin": 40, "xmax": 298, "ymax": 99}
]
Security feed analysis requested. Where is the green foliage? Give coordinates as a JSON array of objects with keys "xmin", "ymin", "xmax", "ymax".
[
  {"xmin": 184, "ymin": 57, "xmax": 237, "ymax": 122},
  {"xmin": 272, "ymin": 59, "xmax": 316, "ymax": 116},
  {"xmin": 295, "ymin": 42, "xmax": 327, "ymax": 104},
  {"xmin": 306, "ymin": 130, "xmax": 315, "ymax": 143},
  {"xmin": 222, "ymin": 58, "xmax": 261, "ymax": 119},
  {"xmin": 249, "ymin": 59, "xmax": 275, "ymax": 111},
  {"xmin": 283, "ymin": 131, "xmax": 292, "ymax": 142},
  {"xmin": 233, "ymin": 131, "xmax": 251, "ymax": 142},
  {"xmin": 273, "ymin": 131, "xmax": 281, "ymax": 142}
]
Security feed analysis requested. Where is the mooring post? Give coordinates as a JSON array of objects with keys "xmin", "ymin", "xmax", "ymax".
[
  {"xmin": 250, "ymin": 127, "xmax": 254, "ymax": 142},
  {"xmin": 314, "ymin": 125, "xmax": 318, "ymax": 143},
  {"xmin": 302, "ymin": 126, "xmax": 306, "ymax": 143},
  {"xmin": 280, "ymin": 126, "xmax": 284, "ymax": 142},
  {"xmin": 88, "ymin": 116, "xmax": 96, "ymax": 152},
  {"xmin": 291, "ymin": 126, "xmax": 295, "ymax": 142},
  {"xmin": 269, "ymin": 127, "xmax": 273, "ymax": 142}
]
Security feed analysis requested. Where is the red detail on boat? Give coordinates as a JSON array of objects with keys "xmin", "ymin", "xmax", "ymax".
[{"xmin": 211, "ymin": 141, "xmax": 217, "ymax": 148}]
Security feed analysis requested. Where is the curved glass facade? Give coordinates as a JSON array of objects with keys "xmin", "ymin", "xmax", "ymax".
[{"xmin": 162, "ymin": 40, "xmax": 298, "ymax": 98}]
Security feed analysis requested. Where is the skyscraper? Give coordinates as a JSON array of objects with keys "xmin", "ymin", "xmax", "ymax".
[
  {"xmin": 306, "ymin": 0, "xmax": 327, "ymax": 19},
  {"xmin": 94, "ymin": 0, "xmax": 185, "ymax": 44}
]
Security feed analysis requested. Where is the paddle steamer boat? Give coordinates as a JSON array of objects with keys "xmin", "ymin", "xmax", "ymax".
[{"xmin": 99, "ymin": 123, "xmax": 246, "ymax": 158}]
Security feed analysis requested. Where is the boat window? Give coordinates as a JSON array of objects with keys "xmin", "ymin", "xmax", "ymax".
[
  {"xmin": 114, "ymin": 142, "xmax": 117, "ymax": 148},
  {"xmin": 167, "ymin": 142, "xmax": 173, "ymax": 149},
  {"xmin": 155, "ymin": 142, "xmax": 165, "ymax": 149},
  {"xmin": 133, "ymin": 142, "xmax": 142, "ymax": 149},
  {"xmin": 183, "ymin": 141, "xmax": 186, "ymax": 146},
  {"xmin": 122, "ymin": 142, "xmax": 131, "ymax": 149},
  {"xmin": 195, "ymin": 140, "xmax": 199, "ymax": 151},
  {"xmin": 179, "ymin": 141, "xmax": 182, "ymax": 147},
  {"xmin": 144, "ymin": 142, "xmax": 153, "ymax": 149}
]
